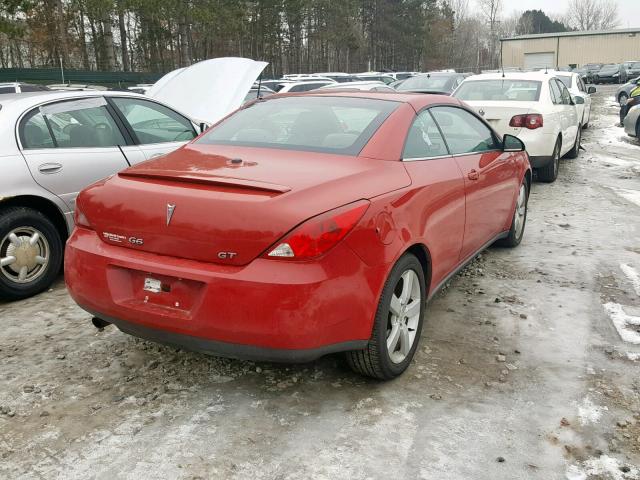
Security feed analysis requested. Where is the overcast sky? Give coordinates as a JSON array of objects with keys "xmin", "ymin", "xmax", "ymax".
[{"xmin": 477, "ymin": 0, "xmax": 640, "ymax": 28}]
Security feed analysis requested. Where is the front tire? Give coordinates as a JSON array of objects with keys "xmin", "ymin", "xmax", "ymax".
[
  {"xmin": 537, "ymin": 137, "xmax": 561, "ymax": 183},
  {"xmin": 0, "ymin": 207, "xmax": 63, "ymax": 301},
  {"xmin": 495, "ymin": 179, "xmax": 528, "ymax": 248},
  {"xmin": 346, "ymin": 253, "xmax": 426, "ymax": 380}
]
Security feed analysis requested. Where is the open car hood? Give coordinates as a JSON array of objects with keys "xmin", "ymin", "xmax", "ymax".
[{"xmin": 147, "ymin": 57, "xmax": 268, "ymax": 124}]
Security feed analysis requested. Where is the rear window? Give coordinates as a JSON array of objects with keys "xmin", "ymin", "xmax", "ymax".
[
  {"xmin": 397, "ymin": 75, "xmax": 453, "ymax": 91},
  {"xmin": 454, "ymin": 80, "xmax": 542, "ymax": 102},
  {"xmin": 197, "ymin": 96, "xmax": 399, "ymax": 155},
  {"xmin": 557, "ymin": 75, "xmax": 573, "ymax": 88}
]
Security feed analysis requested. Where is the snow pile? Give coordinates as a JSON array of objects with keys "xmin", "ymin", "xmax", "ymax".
[
  {"xmin": 620, "ymin": 264, "xmax": 640, "ymax": 297},
  {"xmin": 603, "ymin": 303, "xmax": 640, "ymax": 345},
  {"xmin": 576, "ymin": 397, "xmax": 608, "ymax": 426},
  {"xmin": 566, "ymin": 455, "xmax": 639, "ymax": 480}
]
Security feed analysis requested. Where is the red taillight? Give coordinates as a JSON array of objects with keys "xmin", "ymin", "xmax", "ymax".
[
  {"xmin": 265, "ymin": 200, "xmax": 370, "ymax": 260},
  {"xmin": 509, "ymin": 114, "xmax": 543, "ymax": 129},
  {"xmin": 74, "ymin": 204, "xmax": 92, "ymax": 229}
]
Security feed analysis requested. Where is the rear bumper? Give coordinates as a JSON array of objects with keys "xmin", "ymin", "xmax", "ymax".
[
  {"xmin": 65, "ymin": 228, "xmax": 388, "ymax": 361},
  {"xmin": 83, "ymin": 309, "xmax": 367, "ymax": 362}
]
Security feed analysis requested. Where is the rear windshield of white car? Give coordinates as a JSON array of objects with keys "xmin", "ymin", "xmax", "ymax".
[
  {"xmin": 454, "ymin": 80, "xmax": 542, "ymax": 102},
  {"xmin": 197, "ymin": 96, "xmax": 399, "ymax": 155}
]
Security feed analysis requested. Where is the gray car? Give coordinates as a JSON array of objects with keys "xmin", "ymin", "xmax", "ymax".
[
  {"xmin": 623, "ymin": 104, "xmax": 640, "ymax": 138},
  {"xmin": 0, "ymin": 90, "xmax": 202, "ymax": 300},
  {"xmin": 616, "ymin": 76, "xmax": 640, "ymax": 106}
]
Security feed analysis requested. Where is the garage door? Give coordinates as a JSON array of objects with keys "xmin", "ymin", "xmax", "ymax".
[{"xmin": 524, "ymin": 52, "xmax": 555, "ymax": 70}]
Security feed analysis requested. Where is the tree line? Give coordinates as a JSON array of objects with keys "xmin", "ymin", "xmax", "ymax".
[{"xmin": 0, "ymin": 0, "xmax": 620, "ymax": 77}]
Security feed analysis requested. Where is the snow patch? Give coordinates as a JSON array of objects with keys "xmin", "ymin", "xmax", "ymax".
[
  {"xmin": 576, "ymin": 397, "xmax": 608, "ymax": 426},
  {"xmin": 627, "ymin": 352, "xmax": 640, "ymax": 361},
  {"xmin": 566, "ymin": 455, "xmax": 639, "ymax": 480},
  {"xmin": 603, "ymin": 302, "xmax": 640, "ymax": 344},
  {"xmin": 621, "ymin": 264, "xmax": 640, "ymax": 296},
  {"xmin": 613, "ymin": 188, "xmax": 640, "ymax": 208}
]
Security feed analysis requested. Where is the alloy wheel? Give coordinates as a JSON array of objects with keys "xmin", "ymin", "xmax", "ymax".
[
  {"xmin": 387, "ymin": 269, "xmax": 421, "ymax": 364},
  {"xmin": 0, "ymin": 227, "xmax": 50, "ymax": 284},
  {"xmin": 514, "ymin": 184, "xmax": 527, "ymax": 239}
]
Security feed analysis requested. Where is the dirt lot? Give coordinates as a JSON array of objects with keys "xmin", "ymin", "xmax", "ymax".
[{"xmin": 1, "ymin": 85, "xmax": 640, "ymax": 480}]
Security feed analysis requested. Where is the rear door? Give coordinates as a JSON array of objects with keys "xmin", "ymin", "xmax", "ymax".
[
  {"xmin": 555, "ymin": 79, "xmax": 579, "ymax": 149},
  {"xmin": 430, "ymin": 106, "xmax": 518, "ymax": 261},
  {"xmin": 109, "ymin": 97, "xmax": 198, "ymax": 160},
  {"xmin": 401, "ymin": 109, "xmax": 466, "ymax": 288},
  {"xmin": 19, "ymin": 97, "xmax": 133, "ymax": 210}
]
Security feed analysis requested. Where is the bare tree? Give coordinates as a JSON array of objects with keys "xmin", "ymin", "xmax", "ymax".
[
  {"xmin": 446, "ymin": 0, "xmax": 470, "ymax": 27},
  {"xmin": 566, "ymin": 0, "xmax": 619, "ymax": 31},
  {"xmin": 478, "ymin": 0, "xmax": 502, "ymax": 68}
]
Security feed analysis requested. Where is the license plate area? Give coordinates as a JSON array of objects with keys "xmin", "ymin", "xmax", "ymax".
[{"xmin": 107, "ymin": 266, "xmax": 205, "ymax": 316}]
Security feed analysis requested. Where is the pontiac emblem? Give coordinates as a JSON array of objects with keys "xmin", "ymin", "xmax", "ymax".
[{"xmin": 166, "ymin": 203, "xmax": 176, "ymax": 226}]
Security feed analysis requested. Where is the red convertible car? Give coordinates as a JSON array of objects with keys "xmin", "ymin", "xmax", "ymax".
[{"xmin": 65, "ymin": 92, "xmax": 531, "ymax": 379}]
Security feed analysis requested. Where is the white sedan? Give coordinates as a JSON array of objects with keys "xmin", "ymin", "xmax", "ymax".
[
  {"xmin": 453, "ymin": 72, "xmax": 581, "ymax": 183},
  {"xmin": 552, "ymin": 71, "xmax": 596, "ymax": 128}
]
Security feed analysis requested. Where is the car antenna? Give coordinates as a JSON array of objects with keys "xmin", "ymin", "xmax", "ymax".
[
  {"xmin": 256, "ymin": 72, "xmax": 263, "ymax": 100},
  {"xmin": 500, "ymin": 41, "xmax": 505, "ymax": 78}
]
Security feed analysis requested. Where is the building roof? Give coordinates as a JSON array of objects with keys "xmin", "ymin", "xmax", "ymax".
[{"xmin": 501, "ymin": 28, "xmax": 640, "ymax": 42}]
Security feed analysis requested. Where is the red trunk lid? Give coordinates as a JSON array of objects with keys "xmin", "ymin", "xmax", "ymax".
[{"xmin": 79, "ymin": 144, "xmax": 410, "ymax": 266}]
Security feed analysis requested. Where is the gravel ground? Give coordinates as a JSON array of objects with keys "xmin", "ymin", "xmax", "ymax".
[{"xmin": 1, "ymin": 85, "xmax": 639, "ymax": 480}]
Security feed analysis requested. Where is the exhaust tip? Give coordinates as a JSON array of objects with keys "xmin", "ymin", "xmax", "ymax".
[{"xmin": 92, "ymin": 317, "xmax": 111, "ymax": 330}]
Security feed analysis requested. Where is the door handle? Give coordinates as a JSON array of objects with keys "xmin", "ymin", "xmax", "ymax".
[
  {"xmin": 38, "ymin": 163, "xmax": 63, "ymax": 174},
  {"xmin": 468, "ymin": 169, "xmax": 479, "ymax": 181}
]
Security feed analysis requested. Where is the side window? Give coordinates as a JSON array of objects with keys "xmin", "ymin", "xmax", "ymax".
[
  {"xmin": 111, "ymin": 97, "xmax": 196, "ymax": 144},
  {"xmin": 21, "ymin": 110, "xmax": 55, "ymax": 149},
  {"xmin": 559, "ymin": 81, "xmax": 572, "ymax": 105},
  {"xmin": 38, "ymin": 97, "xmax": 126, "ymax": 148},
  {"xmin": 0, "ymin": 86, "xmax": 15, "ymax": 94},
  {"xmin": 578, "ymin": 77, "xmax": 586, "ymax": 93},
  {"xmin": 549, "ymin": 80, "xmax": 562, "ymax": 104},
  {"xmin": 20, "ymin": 85, "xmax": 48, "ymax": 92},
  {"xmin": 403, "ymin": 110, "xmax": 449, "ymax": 159},
  {"xmin": 430, "ymin": 106, "xmax": 499, "ymax": 155}
]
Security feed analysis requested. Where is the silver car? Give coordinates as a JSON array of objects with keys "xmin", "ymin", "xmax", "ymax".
[
  {"xmin": 624, "ymin": 104, "xmax": 640, "ymax": 138},
  {"xmin": 616, "ymin": 77, "xmax": 640, "ymax": 106},
  {"xmin": 0, "ymin": 57, "xmax": 267, "ymax": 301},
  {"xmin": 0, "ymin": 90, "xmax": 202, "ymax": 300}
]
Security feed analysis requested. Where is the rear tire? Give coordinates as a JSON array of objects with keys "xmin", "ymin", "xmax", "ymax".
[
  {"xmin": 346, "ymin": 253, "xmax": 426, "ymax": 380},
  {"xmin": 495, "ymin": 179, "xmax": 528, "ymax": 248},
  {"xmin": 566, "ymin": 125, "xmax": 581, "ymax": 159},
  {"xmin": 0, "ymin": 207, "xmax": 63, "ymax": 301},
  {"xmin": 619, "ymin": 93, "xmax": 629, "ymax": 106},
  {"xmin": 537, "ymin": 137, "xmax": 561, "ymax": 183}
]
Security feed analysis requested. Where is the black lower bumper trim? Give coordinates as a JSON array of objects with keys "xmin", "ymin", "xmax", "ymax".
[
  {"xmin": 528, "ymin": 155, "xmax": 553, "ymax": 169},
  {"xmin": 83, "ymin": 308, "xmax": 368, "ymax": 363}
]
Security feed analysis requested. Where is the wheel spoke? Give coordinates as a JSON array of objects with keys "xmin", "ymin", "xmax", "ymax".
[
  {"xmin": 9, "ymin": 233, "xmax": 21, "ymax": 247},
  {"xmin": 400, "ymin": 327, "xmax": 411, "ymax": 356},
  {"xmin": 18, "ymin": 266, "xmax": 28, "ymax": 281},
  {"xmin": 387, "ymin": 324, "xmax": 401, "ymax": 352},
  {"xmin": 35, "ymin": 255, "xmax": 46, "ymax": 265},
  {"xmin": 1, "ymin": 256, "xmax": 16, "ymax": 267},
  {"xmin": 390, "ymin": 294, "xmax": 402, "ymax": 316},
  {"xmin": 405, "ymin": 299, "xmax": 421, "ymax": 319},
  {"xmin": 400, "ymin": 271, "xmax": 414, "ymax": 302},
  {"xmin": 29, "ymin": 232, "xmax": 40, "ymax": 246}
]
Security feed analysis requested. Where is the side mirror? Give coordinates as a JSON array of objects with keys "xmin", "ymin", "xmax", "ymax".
[
  {"xmin": 573, "ymin": 95, "xmax": 585, "ymax": 105},
  {"xmin": 199, "ymin": 122, "xmax": 207, "ymax": 134},
  {"xmin": 588, "ymin": 86, "xmax": 596, "ymax": 94},
  {"xmin": 503, "ymin": 134, "xmax": 525, "ymax": 152}
]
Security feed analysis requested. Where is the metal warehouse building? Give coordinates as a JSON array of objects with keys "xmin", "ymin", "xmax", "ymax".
[{"xmin": 501, "ymin": 28, "xmax": 640, "ymax": 70}]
